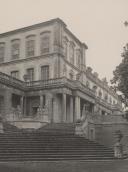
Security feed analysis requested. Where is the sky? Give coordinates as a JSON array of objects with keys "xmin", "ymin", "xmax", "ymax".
[{"xmin": 0, "ymin": 0, "xmax": 128, "ymax": 82}]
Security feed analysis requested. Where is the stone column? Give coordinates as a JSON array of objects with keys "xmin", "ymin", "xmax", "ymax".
[
  {"xmin": 62, "ymin": 93, "xmax": 67, "ymax": 122},
  {"xmin": 69, "ymin": 96, "xmax": 74, "ymax": 122},
  {"xmin": 20, "ymin": 96, "xmax": 24, "ymax": 115},
  {"xmin": 75, "ymin": 96, "xmax": 81, "ymax": 121},
  {"xmin": 46, "ymin": 94, "xmax": 53, "ymax": 122},
  {"xmin": 4, "ymin": 90, "xmax": 12, "ymax": 115},
  {"xmin": 23, "ymin": 97, "xmax": 27, "ymax": 116},
  {"xmin": 40, "ymin": 95, "xmax": 43, "ymax": 109}
]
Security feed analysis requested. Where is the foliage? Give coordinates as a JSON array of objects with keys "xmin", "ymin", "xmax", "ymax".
[{"xmin": 111, "ymin": 46, "xmax": 128, "ymax": 106}]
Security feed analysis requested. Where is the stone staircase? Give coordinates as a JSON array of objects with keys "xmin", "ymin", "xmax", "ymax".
[{"xmin": 0, "ymin": 123, "xmax": 116, "ymax": 161}]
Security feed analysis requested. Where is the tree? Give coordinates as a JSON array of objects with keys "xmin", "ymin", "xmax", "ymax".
[{"xmin": 111, "ymin": 44, "xmax": 128, "ymax": 107}]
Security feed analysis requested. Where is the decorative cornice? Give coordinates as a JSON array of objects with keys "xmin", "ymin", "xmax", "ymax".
[{"xmin": 0, "ymin": 18, "xmax": 66, "ymax": 38}]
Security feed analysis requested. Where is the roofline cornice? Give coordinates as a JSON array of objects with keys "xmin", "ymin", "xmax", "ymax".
[{"xmin": 0, "ymin": 18, "xmax": 66, "ymax": 38}]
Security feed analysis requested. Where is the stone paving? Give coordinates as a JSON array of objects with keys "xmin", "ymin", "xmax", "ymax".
[{"xmin": 0, "ymin": 160, "xmax": 128, "ymax": 172}]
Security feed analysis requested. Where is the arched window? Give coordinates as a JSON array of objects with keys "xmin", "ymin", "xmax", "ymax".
[
  {"xmin": 11, "ymin": 39, "xmax": 20, "ymax": 59},
  {"xmin": 76, "ymin": 49, "xmax": 81, "ymax": 69},
  {"xmin": 26, "ymin": 35, "xmax": 35, "ymax": 57},
  {"xmin": 62, "ymin": 37, "xmax": 68, "ymax": 59},
  {"xmin": 0, "ymin": 42, "xmax": 5, "ymax": 62},
  {"xmin": 40, "ymin": 31, "xmax": 50, "ymax": 54},
  {"xmin": 69, "ymin": 42, "xmax": 75, "ymax": 65}
]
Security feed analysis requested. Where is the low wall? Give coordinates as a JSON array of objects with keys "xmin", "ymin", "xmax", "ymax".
[
  {"xmin": 95, "ymin": 122, "xmax": 128, "ymax": 153},
  {"xmin": 9, "ymin": 118, "xmax": 48, "ymax": 129}
]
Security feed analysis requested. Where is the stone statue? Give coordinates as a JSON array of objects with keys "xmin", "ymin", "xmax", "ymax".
[
  {"xmin": 114, "ymin": 130, "xmax": 123, "ymax": 158},
  {"xmin": 43, "ymin": 104, "xmax": 48, "ymax": 116},
  {"xmin": 0, "ymin": 114, "xmax": 3, "ymax": 133},
  {"xmin": 36, "ymin": 106, "xmax": 42, "ymax": 119},
  {"xmin": 81, "ymin": 104, "xmax": 87, "ymax": 121},
  {"xmin": 17, "ymin": 105, "xmax": 22, "ymax": 119}
]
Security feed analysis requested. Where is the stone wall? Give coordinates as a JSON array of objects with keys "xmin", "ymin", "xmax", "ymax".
[{"xmin": 95, "ymin": 122, "xmax": 128, "ymax": 153}]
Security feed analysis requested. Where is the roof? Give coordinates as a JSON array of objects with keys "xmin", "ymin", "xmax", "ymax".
[
  {"xmin": 0, "ymin": 18, "xmax": 66, "ymax": 38},
  {"xmin": 0, "ymin": 18, "xmax": 88, "ymax": 48}
]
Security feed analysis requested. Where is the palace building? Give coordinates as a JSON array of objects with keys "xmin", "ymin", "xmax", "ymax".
[{"xmin": 0, "ymin": 18, "xmax": 124, "ymax": 146}]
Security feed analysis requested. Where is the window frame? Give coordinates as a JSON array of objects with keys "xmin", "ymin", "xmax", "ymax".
[
  {"xmin": 0, "ymin": 42, "xmax": 5, "ymax": 62},
  {"xmin": 11, "ymin": 39, "xmax": 20, "ymax": 60},
  {"xmin": 41, "ymin": 65, "xmax": 49, "ymax": 80},
  {"xmin": 40, "ymin": 31, "xmax": 50, "ymax": 54},
  {"xmin": 26, "ymin": 35, "xmax": 35, "ymax": 57},
  {"xmin": 11, "ymin": 70, "xmax": 19, "ymax": 79},
  {"xmin": 26, "ymin": 68, "xmax": 34, "ymax": 81}
]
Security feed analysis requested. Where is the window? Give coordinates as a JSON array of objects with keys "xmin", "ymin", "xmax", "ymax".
[
  {"xmin": 26, "ymin": 35, "xmax": 35, "ymax": 57},
  {"xmin": 11, "ymin": 71, "xmax": 19, "ymax": 79},
  {"xmin": 0, "ymin": 43, "xmax": 5, "ymax": 62},
  {"xmin": 63, "ymin": 37, "xmax": 68, "ymax": 58},
  {"xmin": 69, "ymin": 70, "xmax": 74, "ymax": 80},
  {"xmin": 40, "ymin": 32, "xmax": 50, "ymax": 54},
  {"xmin": 76, "ymin": 49, "xmax": 81, "ymax": 69},
  {"xmin": 86, "ymin": 81, "xmax": 90, "ymax": 88},
  {"xmin": 27, "ymin": 68, "xmax": 34, "ymax": 81},
  {"xmin": 11, "ymin": 39, "xmax": 20, "ymax": 59},
  {"xmin": 69, "ymin": 42, "xmax": 75, "ymax": 64},
  {"xmin": 41, "ymin": 66, "xmax": 49, "ymax": 80}
]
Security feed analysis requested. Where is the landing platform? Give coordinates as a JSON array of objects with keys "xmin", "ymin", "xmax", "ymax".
[{"xmin": 0, "ymin": 159, "xmax": 127, "ymax": 172}]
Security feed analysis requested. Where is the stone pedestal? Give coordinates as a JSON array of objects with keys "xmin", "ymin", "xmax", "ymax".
[
  {"xmin": 0, "ymin": 123, "xmax": 3, "ymax": 133},
  {"xmin": 114, "ymin": 141, "xmax": 123, "ymax": 158}
]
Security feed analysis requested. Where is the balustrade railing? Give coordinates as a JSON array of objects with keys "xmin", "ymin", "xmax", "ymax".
[
  {"xmin": 0, "ymin": 73, "xmax": 117, "ymax": 110},
  {"xmin": 0, "ymin": 71, "xmax": 25, "ymax": 88},
  {"xmin": 26, "ymin": 77, "xmax": 66, "ymax": 87}
]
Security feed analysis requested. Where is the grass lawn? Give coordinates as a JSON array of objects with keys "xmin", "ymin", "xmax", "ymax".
[{"xmin": 0, "ymin": 160, "xmax": 128, "ymax": 172}]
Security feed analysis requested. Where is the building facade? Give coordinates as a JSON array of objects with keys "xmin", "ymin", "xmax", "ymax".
[{"xmin": 0, "ymin": 18, "xmax": 123, "ymax": 142}]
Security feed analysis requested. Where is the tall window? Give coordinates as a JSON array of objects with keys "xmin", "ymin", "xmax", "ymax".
[
  {"xmin": 11, "ymin": 70, "xmax": 19, "ymax": 79},
  {"xmin": 69, "ymin": 42, "xmax": 75, "ymax": 65},
  {"xmin": 63, "ymin": 37, "xmax": 68, "ymax": 59},
  {"xmin": 40, "ymin": 32, "xmax": 50, "ymax": 54},
  {"xmin": 41, "ymin": 65, "xmax": 49, "ymax": 80},
  {"xmin": 26, "ymin": 35, "xmax": 35, "ymax": 57},
  {"xmin": 76, "ymin": 49, "xmax": 81, "ymax": 69},
  {"xmin": 27, "ymin": 68, "xmax": 34, "ymax": 81},
  {"xmin": 11, "ymin": 39, "xmax": 20, "ymax": 59},
  {"xmin": 0, "ymin": 43, "xmax": 5, "ymax": 62}
]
